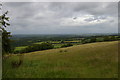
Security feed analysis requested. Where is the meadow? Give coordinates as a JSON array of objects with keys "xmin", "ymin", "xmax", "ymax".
[{"xmin": 3, "ymin": 41, "xmax": 118, "ymax": 78}]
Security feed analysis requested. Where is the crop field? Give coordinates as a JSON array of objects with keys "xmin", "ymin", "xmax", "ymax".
[{"xmin": 3, "ymin": 41, "xmax": 118, "ymax": 78}]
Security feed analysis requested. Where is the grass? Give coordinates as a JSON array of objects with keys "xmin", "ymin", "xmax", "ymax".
[
  {"xmin": 14, "ymin": 46, "xmax": 27, "ymax": 51},
  {"xmin": 34, "ymin": 41, "xmax": 61, "ymax": 44},
  {"xmin": 3, "ymin": 41, "xmax": 118, "ymax": 78},
  {"xmin": 53, "ymin": 44, "xmax": 64, "ymax": 48},
  {"xmin": 33, "ymin": 42, "xmax": 44, "ymax": 44},
  {"xmin": 64, "ymin": 40, "xmax": 80, "ymax": 43}
]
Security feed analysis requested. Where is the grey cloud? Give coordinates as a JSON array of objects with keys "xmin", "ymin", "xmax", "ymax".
[{"xmin": 2, "ymin": 2, "xmax": 118, "ymax": 34}]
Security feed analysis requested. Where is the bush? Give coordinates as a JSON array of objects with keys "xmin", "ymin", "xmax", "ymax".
[{"xmin": 61, "ymin": 43, "xmax": 73, "ymax": 48}]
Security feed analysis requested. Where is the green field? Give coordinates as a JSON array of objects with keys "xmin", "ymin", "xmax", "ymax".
[
  {"xmin": 3, "ymin": 41, "xmax": 118, "ymax": 78},
  {"xmin": 14, "ymin": 46, "xmax": 27, "ymax": 51}
]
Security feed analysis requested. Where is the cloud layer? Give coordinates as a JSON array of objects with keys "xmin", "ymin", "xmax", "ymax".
[{"xmin": 3, "ymin": 2, "xmax": 118, "ymax": 34}]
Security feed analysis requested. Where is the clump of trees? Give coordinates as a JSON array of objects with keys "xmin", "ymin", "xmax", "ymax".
[
  {"xmin": 81, "ymin": 38, "xmax": 96, "ymax": 44},
  {"xmin": 14, "ymin": 42, "xmax": 54, "ymax": 53},
  {"xmin": 103, "ymin": 36, "xmax": 118, "ymax": 41},
  {"xmin": 90, "ymin": 38, "xmax": 96, "ymax": 43},
  {"xmin": 61, "ymin": 43, "xmax": 73, "ymax": 48},
  {"xmin": 81, "ymin": 36, "xmax": 119, "ymax": 44}
]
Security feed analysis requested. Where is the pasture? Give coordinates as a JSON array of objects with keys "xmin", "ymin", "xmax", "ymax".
[{"xmin": 3, "ymin": 41, "xmax": 118, "ymax": 78}]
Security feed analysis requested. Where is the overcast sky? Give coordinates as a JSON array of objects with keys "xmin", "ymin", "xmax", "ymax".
[{"xmin": 3, "ymin": 2, "xmax": 118, "ymax": 34}]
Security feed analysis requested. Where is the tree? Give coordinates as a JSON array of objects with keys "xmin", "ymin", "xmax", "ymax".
[
  {"xmin": 16, "ymin": 42, "xmax": 54, "ymax": 53},
  {"xmin": 2, "ymin": 29, "xmax": 12, "ymax": 53},
  {"xmin": 90, "ymin": 38, "xmax": 96, "ymax": 43},
  {"xmin": 103, "ymin": 36, "xmax": 110, "ymax": 41},
  {"xmin": 110, "ymin": 36, "xmax": 117, "ymax": 41},
  {"xmin": 0, "ymin": 5, "xmax": 12, "ymax": 54},
  {"xmin": 61, "ymin": 43, "xmax": 73, "ymax": 48}
]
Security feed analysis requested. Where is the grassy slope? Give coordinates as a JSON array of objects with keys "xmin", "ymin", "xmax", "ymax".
[{"xmin": 3, "ymin": 41, "xmax": 118, "ymax": 78}]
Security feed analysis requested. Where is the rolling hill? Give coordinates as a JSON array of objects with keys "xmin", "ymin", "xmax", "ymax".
[{"xmin": 3, "ymin": 41, "xmax": 118, "ymax": 78}]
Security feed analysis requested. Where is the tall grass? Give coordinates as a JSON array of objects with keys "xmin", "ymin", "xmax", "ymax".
[{"xmin": 3, "ymin": 41, "xmax": 118, "ymax": 78}]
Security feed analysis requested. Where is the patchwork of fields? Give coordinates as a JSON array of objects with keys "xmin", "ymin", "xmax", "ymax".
[
  {"xmin": 14, "ymin": 40, "xmax": 81, "ymax": 52},
  {"xmin": 3, "ymin": 41, "xmax": 118, "ymax": 78}
]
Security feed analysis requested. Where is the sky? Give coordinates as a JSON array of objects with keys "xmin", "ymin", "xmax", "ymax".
[{"xmin": 2, "ymin": 2, "xmax": 118, "ymax": 34}]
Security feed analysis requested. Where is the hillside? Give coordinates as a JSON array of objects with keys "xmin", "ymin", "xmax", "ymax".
[{"xmin": 3, "ymin": 41, "xmax": 118, "ymax": 78}]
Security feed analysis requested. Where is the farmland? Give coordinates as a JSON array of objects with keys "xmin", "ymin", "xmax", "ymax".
[{"xmin": 12, "ymin": 34, "xmax": 120, "ymax": 53}]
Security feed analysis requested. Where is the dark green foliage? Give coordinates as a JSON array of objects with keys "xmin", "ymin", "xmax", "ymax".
[
  {"xmin": 0, "ymin": 10, "xmax": 12, "ymax": 54},
  {"xmin": 81, "ymin": 35, "xmax": 119, "ymax": 44},
  {"xmin": 81, "ymin": 39, "xmax": 86, "ymax": 44},
  {"xmin": 16, "ymin": 42, "xmax": 54, "ymax": 53},
  {"xmin": 103, "ymin": 36, "xmax": 118, "ymax": 41},
  {"xmin": 61, "ymin": 43, "xmax": 73, "ymax": 48},
  {"xmin": 109, "ymin": 36, "xmax": 117, "ymax": 41},
  {"xmin": 0, "ymin": 11, "xmax": 10, "ymax": 27},
  {"xmin": 103, "ymin": 36, "xmax": 110, "ymax": 41},
  {"xmin": 2, "ymin": 29, "xmax": 12, "ymax": 53},
  {"xmin": 89, "ymin": 38, "xmax": 96, "ymax": 43},
  {"xmin": 96, "ymin": 38, "xmax": 104, "ymax": 42},
  {"xmin": 81, "ymin": 39, "xmax": 90, "ymax": 44},
  {"xmin": 81, "ymin": 37, "xmax": 96, "ymax": 44}
]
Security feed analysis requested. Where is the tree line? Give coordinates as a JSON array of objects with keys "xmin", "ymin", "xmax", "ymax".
[{"xmin": 14, "ymin": 42, "xmax": 54, "ymax": 53}]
